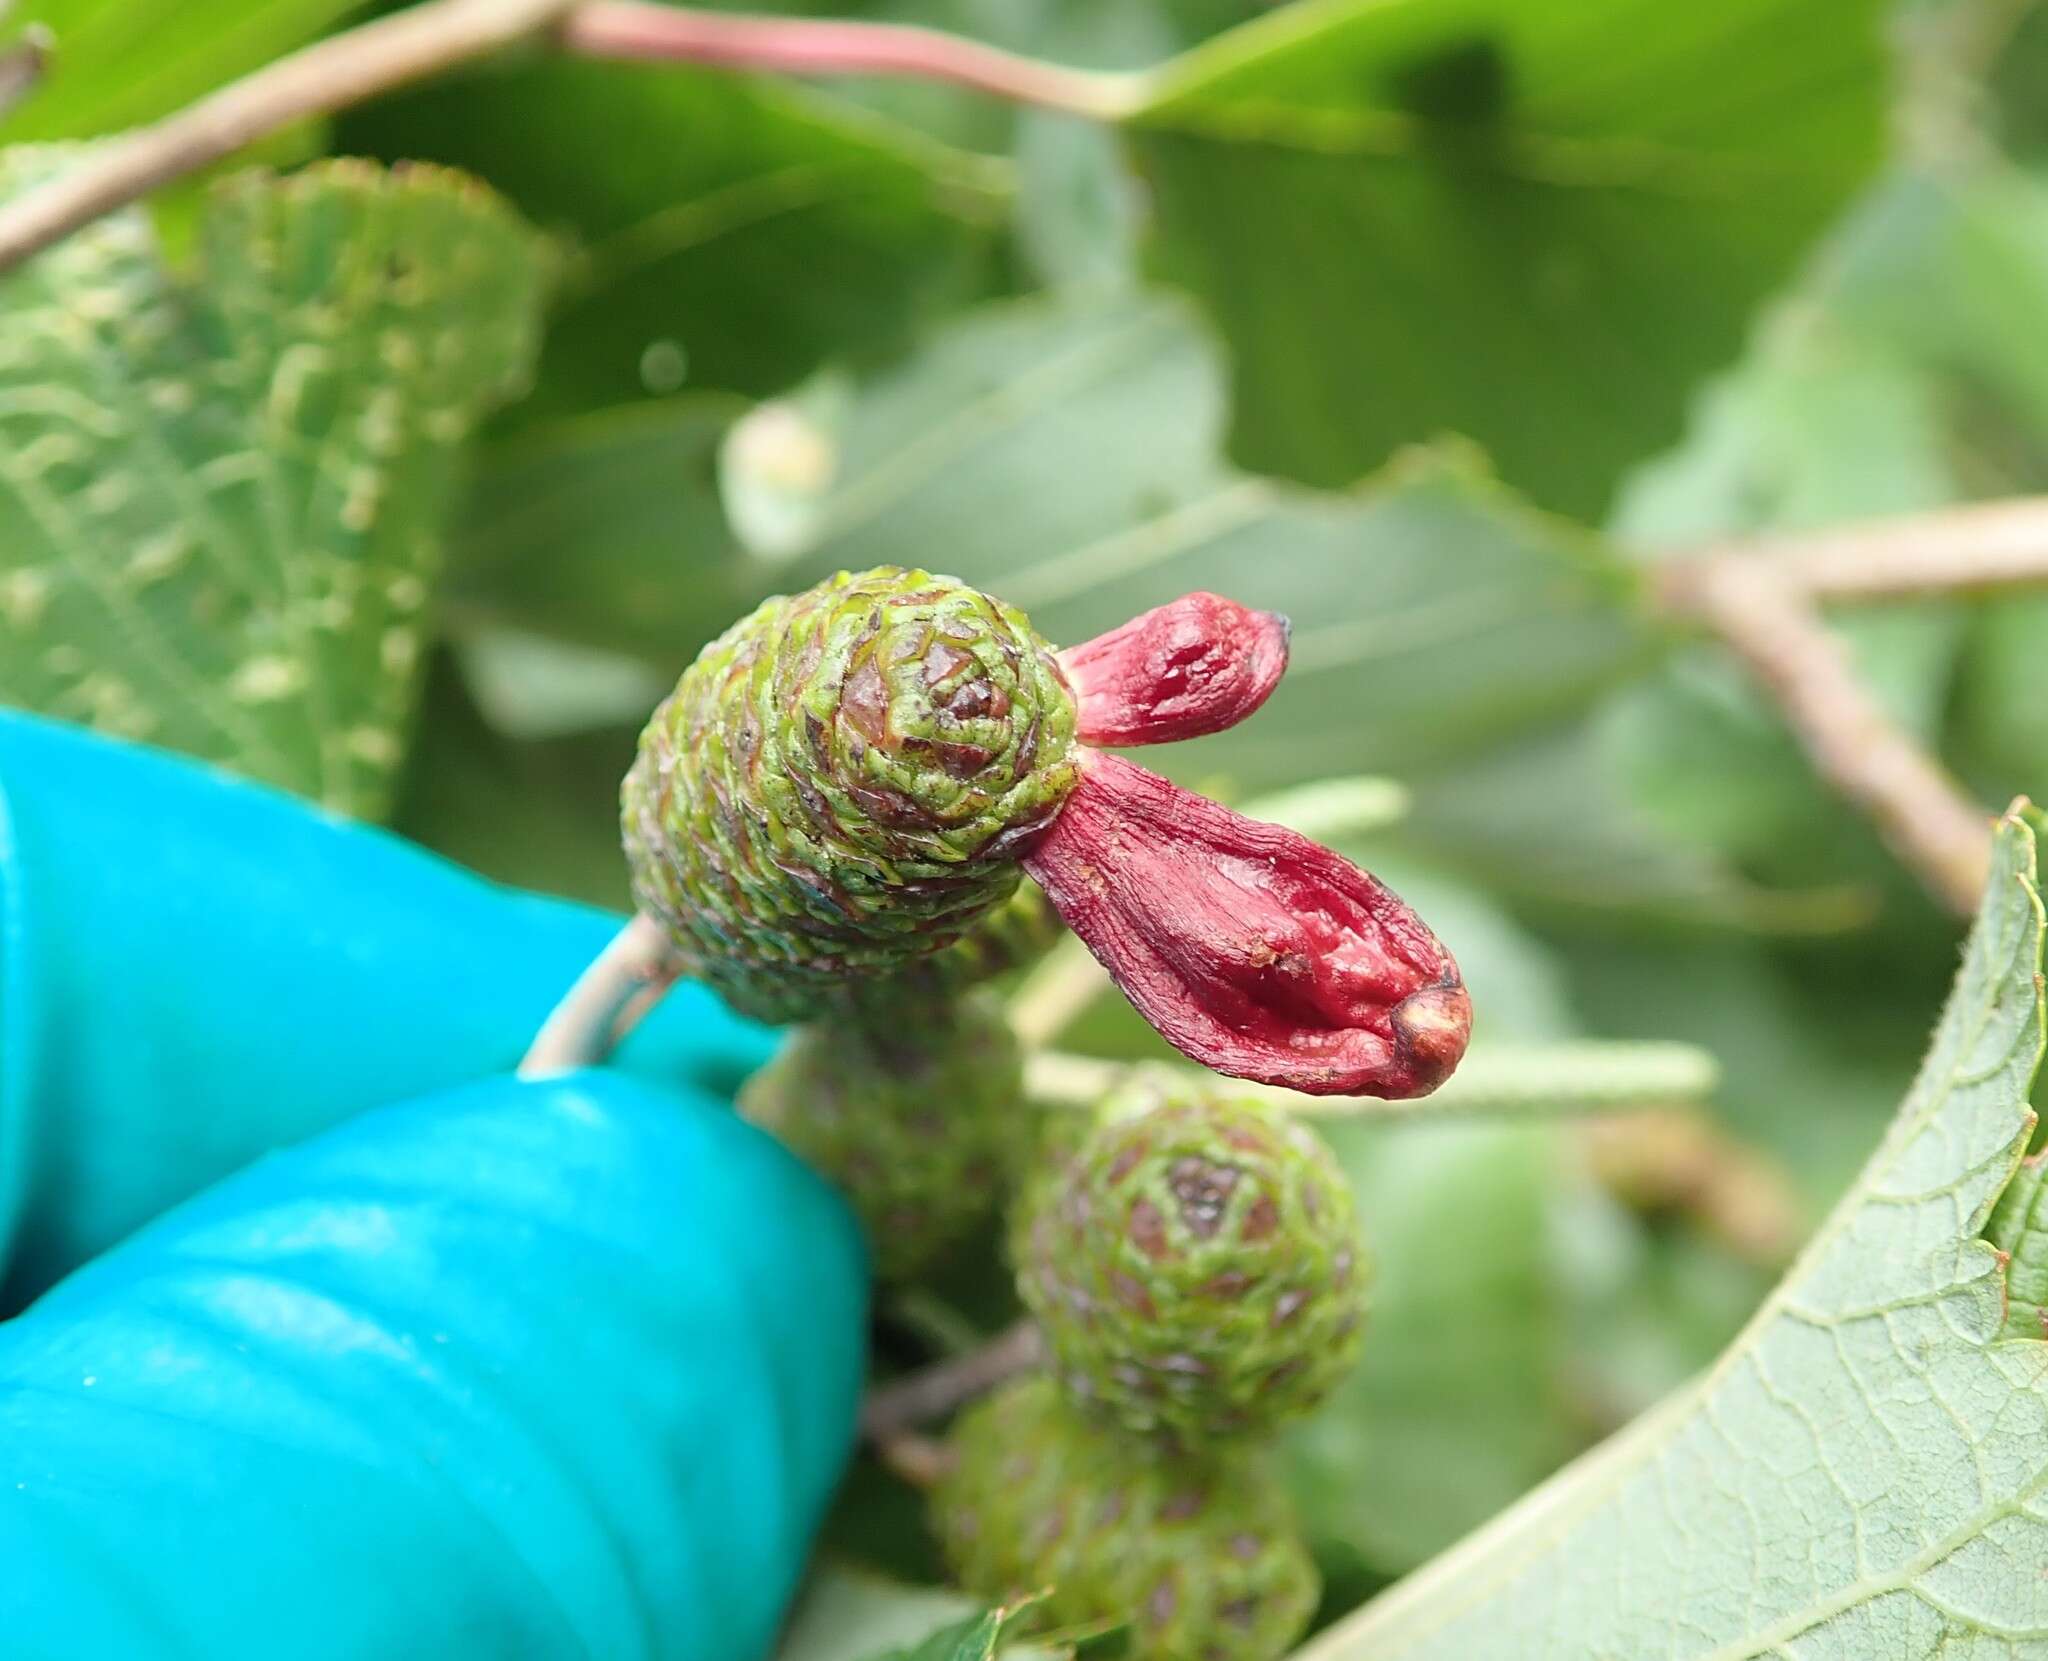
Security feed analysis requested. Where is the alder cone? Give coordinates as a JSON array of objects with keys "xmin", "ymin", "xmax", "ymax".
[
  {"xmin": 623, "ymin": 567, "xmax": 1079, "ymax": 1021},
  {"xmin": 933, "ymin": 1375, "xmax": 1318, "ymax": 1661},
  {"xmin": 738, "ymin": 991, "xmax": 1024, "ymax": 1281},
  {"xmin": 1014, "ymin": 1069, "xmax": 1366, "ymax": 1439}
]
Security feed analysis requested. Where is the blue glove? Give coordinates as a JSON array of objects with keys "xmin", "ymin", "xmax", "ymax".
[{"xmin": 0, "ymin": 712, "xmax": 869, "ymax": 1659}]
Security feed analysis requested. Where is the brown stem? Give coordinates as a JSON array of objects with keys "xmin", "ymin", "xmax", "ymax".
[
  {"xmin": 860, "ymin": 1318, "xmax": 1044, "ymax": 1442},
  {"xmin": 1581, "ymin": 1107, "xmax": 1804, "ymax": 1270},
  {"xmin": 0, "ymin": 0, "xmax": 580, "ymax": 276},
  {"xmin": 558, "ymin": 2, "xmax": 1144, "ymax": 119},
  {"xmin": 874, "ymin": 1431, "xmax": 955, "ymax": 1489},
  {"xmin": 1660, "ymin": 556, "xmax": 1992, "ymax": 914},
  {"xmin": 1661, "ymin": 497, "xmax": 2048, "ymax": 606}
]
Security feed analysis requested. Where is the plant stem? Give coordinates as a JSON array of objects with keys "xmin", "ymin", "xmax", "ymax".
[
  {"xmin": 0, "ymin": 0, "xmax": 579, "ymax": 276},
  {"xmin": 1026, "ymin": 1041, "xmax": 1721, "ymax": 1120},
  {"xmin": 1581, "ymin": 1107, "xmax": 1804, "ymax": 1269},
  {"xmin": 519, "ymin": 911, "xmax": 681, "ymax": 1077},
  {"xmin": 1658, "ymin": 554, "xmax": 1992, "ymax": 914},
  {"xmin": 1007, "ymin": 934, "xmax": 1111, "ymax": 1050},
  {"xmin": 1663, "ymin": 496, "xmax": 2048, "ymax": 606},
  {"xmin": 874, "ymin": 1430, "xmax": 954, "ymax": 1489},
  {"xmin": 861, "ymin": 1317, "xmax": 1045, "ymax": 1442},
  {"xmin": 559, "ymin": 2, "xmax": 1146, "ymax": 120}
]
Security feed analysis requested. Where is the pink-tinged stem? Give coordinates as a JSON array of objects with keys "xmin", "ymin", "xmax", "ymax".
[
  {"xmin": 558, "ymin": 3, "xmax": 1144, "ymax": 120},
  {"xmin": 1023, "ymin": 753, "xmax": 1470, "ymax": 1098},
  {"xmin": 1059, "ymin": 593, "xmax": 1291, "ymax": 747}
]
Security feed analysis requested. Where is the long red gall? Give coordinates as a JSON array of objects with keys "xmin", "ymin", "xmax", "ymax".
[
  {"xmin": 1022, "ymin": 753, "xmax": 1470, "ymax": 1098},
  {"xmin": 1059, "ymin": 593, "xmax": 1291, "ymax": 748}
]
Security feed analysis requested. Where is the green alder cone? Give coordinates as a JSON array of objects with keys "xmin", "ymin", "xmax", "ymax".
[
  {"xmin": 1013, "ymin": 1069, "xmax": 1366, "ymax": 1439},
  {"xmin": 738, "ymin": 990, "xmax": 1027, "ymax": 1281},
  {"xmin": 623, "ymin": 567, "xmax": 1079, "ymax": 1022},
  {"xmin": 933, "ymin": 1375, "xmax": 1318, "ymax": 1661},
  {"xmin": 918, "ymin": 878, "xmax": 1063, "ymax": 991}
]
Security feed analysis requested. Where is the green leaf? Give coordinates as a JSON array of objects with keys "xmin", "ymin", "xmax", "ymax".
[
  {"xmin": 392, "ymin": 653, "xmax": 636, "ymax": 908},
  {"xmin": 1957, "ymin": 593, "xmax": 2048, "ymax": 805},
  {"xmin": 1120, "ymin": 0, "xmax": 1890, "ymax": 513},
  {"xmin": 1014, "ymin": 113, "xmax": 1142, "ymax": 292},
  {"xmin": 1816, "ymin": 167, "xmax": 2048, "ymax": 808},
  {"xmin": 1400, "ymin": 714, "xmax": 1873, "ymax": 933},
  {"xmin": 449, "ymin": 394, "xmax": 756, "ymax": 670},
  {"xmin": 780, "ymin": 1575, "xmax": 1047, "ymax": 1661},
  {"xmin": 1609, "ymin": 163, "xmax": 2048, "ymax": 895},
  {"xmin": 875, "ymin": 1609, "xmax": 1011, "ymax": 1661},
  {"xmin": 1988, "ymin": 0, "xmax": 2048, "ymax": 165},
  {"xmin": 1302, "ymin": 805, "xmax": 2048, "ymax": 1660},
  {"xmin": 340, "ymin": 58, "xmax": 1005, "ymax": 421},
  {"xmin": 774, "ymin": 1565, "xmax": 980, "ymax": 1661},
  {"xmin": 1596, "ymin": 617, "xmax": 1966, "ymax": 897},
  {"xmin": 1290, "ymin": 1120, "xmax": 1579, "ymax": 1574},
  {"xmin": 732, "ymin": 290, "xmax": 1654, "ymax": 788},
  {"xmin": 4, "ymin": 0, "xmax": 357, "ymax": 138},
  {"xmin": 449, "ymin": 624, "xmax": 671, "ymax": 741},
  {"xmin": 1559, "ymin": 928, "xmax": 1961, "ymax": 1214},
  {"xmin": 1987, "ymin": 1153, "xmax": 2048, "ymax": 1343},
  {"xmin": 0, "ymin": 153, "xmax": 545, "ymax": 815},
  {"xmin": 1612, "ymin": 326, "xmax": 1963, "ymax": 544}
]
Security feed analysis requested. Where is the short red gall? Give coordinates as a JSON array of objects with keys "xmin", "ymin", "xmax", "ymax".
[{"xmin": 1060, "ymin": 593, "xmax": 1291, "ymax": 748}]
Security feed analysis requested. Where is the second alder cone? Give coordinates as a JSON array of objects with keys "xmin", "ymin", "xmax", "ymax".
[{"xmin": 1013, "ymin": 1069, "xmax": 1368, "ymax": 1441}]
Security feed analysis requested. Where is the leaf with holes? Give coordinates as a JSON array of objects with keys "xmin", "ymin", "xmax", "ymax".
[
  {"xmin": 1120, "ymin": 0, "xmax": 1890, "ymax": 514},
  {"xmin": 1302, "ymin": 804, "xmax": 2048, "ymax": 1660},
  {"xmin": 0, "ymin": 153, "xmax": 544, "ymax": 816}
]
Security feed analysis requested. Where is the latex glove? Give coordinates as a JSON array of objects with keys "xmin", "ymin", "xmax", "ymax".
[{"xmin": 0, "ymin": 712, "xmax": 868, "ymax": 1659}]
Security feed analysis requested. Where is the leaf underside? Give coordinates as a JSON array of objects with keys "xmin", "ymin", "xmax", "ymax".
[
  {"xmin": 1305, "ymin": 805, "xmax": 2048, "ymax": 1659},
  {"xmin": 0, "ymin": 152, "xmax": 544, "ymax": 817}
]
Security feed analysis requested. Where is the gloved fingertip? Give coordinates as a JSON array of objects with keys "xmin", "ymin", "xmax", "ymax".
[{"xmin": 0, "ymin": 1070, "xmax": 868, "ymax": 1661}]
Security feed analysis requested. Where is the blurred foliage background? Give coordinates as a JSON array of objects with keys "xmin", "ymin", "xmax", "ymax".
[{"xmin": 7, "ymin": 0, "xmax": 2048, "ymax": 1635}]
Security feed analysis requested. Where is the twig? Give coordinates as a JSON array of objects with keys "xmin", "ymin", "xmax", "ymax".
[
  {"xmin": 0, "ymin": 0, "xmax": 1141, "ymax": 285},
  {"xmin": 1662, "ymin": 497, "xmax": 2048, "ymax": 607},
  {"xmin": 558, "ymin": 2, "xmax": 1145, "ymax": 120},
  {"xmin": 519, "ymin": 911, "xmax": 681, "ymax": 1077},
  {"xmin": 1581, "ymin": 1107, "xmax": 1805, "ymax": 1269},
  {"xmin": 1025, "ymin": 1042, "xmax": 1720, "ymax": 1120},
  {"xmin": 1659, "ymin": 555, "xmax": 1992, "ymax": 914},
  {"xmin": 860, "ymin": 1318, "xmax": 1044, "ymax": 1442},
  {"xmin": 0, "ymin": 0, "xmax": 579, "ymax": 277},
  {"xmin": 1008, "ymin": 935, "xmax": 1111, "ymax": 1050},
  {"xmin": 874, "ymin": 1431, "xmax": 954, "ymax": 1489}
]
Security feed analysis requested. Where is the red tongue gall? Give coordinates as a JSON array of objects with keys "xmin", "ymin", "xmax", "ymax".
[
  {"xmin": 1023, "ymin": 753, "xmax": 1470, "ymax": 1098},
  {"xmin": 1060, "ymin": 593, "xmax": 1291, "ymax": 748}
]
